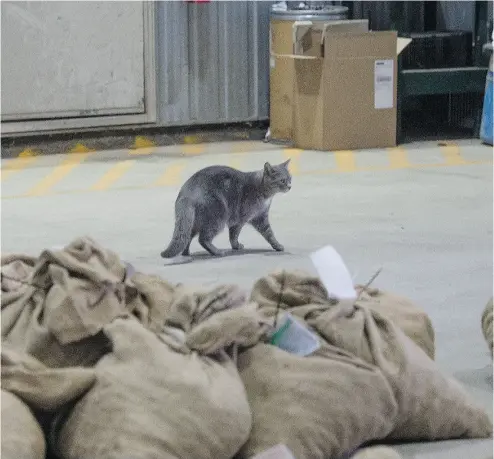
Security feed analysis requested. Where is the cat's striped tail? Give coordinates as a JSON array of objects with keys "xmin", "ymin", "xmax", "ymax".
[{"xmin": 160, "ymin": 200, "xmax": 195, "ymax": 258}]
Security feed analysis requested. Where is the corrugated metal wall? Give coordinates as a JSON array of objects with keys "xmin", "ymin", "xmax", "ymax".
[{"xmin": 156, "ymin": 1, "xmax": 272, "ymax": 126}]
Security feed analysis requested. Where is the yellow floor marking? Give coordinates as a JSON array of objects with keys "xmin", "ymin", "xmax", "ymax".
[
  {"xmin": 183, "ymin": 135, "xmax": 200, "ymax": 144},
  {"xmin": 439, "ymin": 143, "xmax": 467, "ymax": 165},
  {"xmin": 154, "ymin": 162, "xmax": 185, "ymax": 186},
  {"xmin": 387, "ymin": 146, "xmax": 411, "ymax": 169},
  {"xmin": 90, "ymin": 160, "xmax": 136, "ymax": 191},
  {"xmin": 283, "ymin": 148, "xmax": 302, "ymax": 175},
  {"xmin": 182, "ymin": 144, "xmax": 205, "ymax": 156},
  {"xmin": 233, "ymin": 132, "xmax": 250, "ymax": 140},
  {"xmin": 0, "ymin": 149, "xmax": 38, "ymax": 182},
  {"xmin": 69, "ymin": 143, "xmax": 94, "ymax": 154},
  {"xmin": 334, "ymin": 150, "xmax": 357, "ymax": 172},
  {"xmin": 3, "ymin": 158, "xmax": 492, "ymax": 200},
  {"xmin": 25, "ymin": 152, "xmax": 91, "ymax": 196},
  {"xmin": 232, "ymin": 141, "xmax": 258, "ymax": 153},
  {"xmin": 130, "ymin": 136, "xmax": 156, "ymax": 154}
]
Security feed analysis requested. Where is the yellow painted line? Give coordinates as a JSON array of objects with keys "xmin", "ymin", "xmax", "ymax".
[
  {"xmin": 25, "ymin": 152, "xmax": 91, "ymax": 196},
  {"xmin": 90, "ymin": 160, "xmax": 136, "ymax": 191},
  {"xmin": 283, "ymin": 148, "xmax": 302, "ymax": 175},
  {"xmin": 439, "ymin": 143, "xmax": 467, "ymax": 166},
  {"xmin": 182, "ymin": 144, "xmax": 205, "ymax": 156},
  {"xmin": 334, "ymin": 150, "xmax": 357, "ymax": 172},
  {"xmin": 0, "ymin": 149, "xmax": 38, "ymax": 181},
  {"xmin": 387, "ymin": 146, "xmax": 411, "ymax": 169},
  {"xmin": 183, "ymin": 135, "xmax": 200, "ymax": 144},
  {"xmin": 300, "ymin": 158, "xmax": 493, "ymax": 176},
  {"xmin": 70, "ymin": 143, "xmax": 94, "ymax": 154},
  {"xmin": 3, "ymin": 158, "xmax": 491, "ymax": 200},
  {"xmin": 154, "ymin": 162, "xmax": 185, "ymax": 186},
  {"xmin": 232, "ymin": 141, "xmax": 257, "ymax": 153},
  {"xmin": 233, "ymin": 132, "xmax": 250, "ymax": 140},
  {"xmin": 130, "ymin": 136, "xmax": 156, "ymax": 155}
]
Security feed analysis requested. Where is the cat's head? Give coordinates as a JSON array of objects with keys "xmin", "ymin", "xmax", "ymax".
[{"xmin": 263, "ymin": 160, "xmax": 292, "ymax": 194}]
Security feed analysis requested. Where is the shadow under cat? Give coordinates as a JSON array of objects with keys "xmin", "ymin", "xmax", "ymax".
[{"xmin": 163, "ymin": 247, "xmax": 292, "ymax": 266}]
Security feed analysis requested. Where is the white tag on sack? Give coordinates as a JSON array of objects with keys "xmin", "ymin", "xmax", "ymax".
[
  {"xmin": 310, "ymin": 245, "xmax": 357, "ymax": 301},
  {"xmin": 252, "ymin": 444, "xmax": 296, "ymax": 459},
  {"xmin": 269, "ymin": 312, "xmax": 320, "ymax": 357}
]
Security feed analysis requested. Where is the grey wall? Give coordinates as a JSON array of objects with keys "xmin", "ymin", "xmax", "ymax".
[
  {"xmin": 2, "ymin": 2, "xmax": 147, "ymax": 121},
  {"xmin": 1, "ymin": 1, "xmax": 157, "ymax": 135},
  {"xmin": 1, "ymin": 1, "xmax": 271, "ymax": 135},
  {"xmin": 156, "ymin": 1, "xmax": 271, "ymax": 126}
]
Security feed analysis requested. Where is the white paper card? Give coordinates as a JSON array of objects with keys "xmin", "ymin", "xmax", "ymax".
[
  {"xmin": 310, "ymin": 246, "xmax": 357, "ymax": 300},
  {"xmin": 252, "ymin": 444, "xmax": 296, "ymax": 459},
  {"xmin": 270, "ymin": 56, "xmax": 275, "ymax": 68},
  {"xmin": 374, "ymin": 59, "xmax": 394, "ymax": 109},
  {"xmin": 270, "ymin": 313, "xmax": 320, "ymax": 357}
]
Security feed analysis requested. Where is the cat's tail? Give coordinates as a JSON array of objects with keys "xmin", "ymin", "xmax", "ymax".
[{"xmin": 161, "ymin": 200, "xmax": 195, "ymax": 258}]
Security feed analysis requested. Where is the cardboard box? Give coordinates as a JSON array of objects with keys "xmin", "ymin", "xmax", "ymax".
[
  {"xmin": 269, "ymin": 19, "xmax": 369, "ymax": 142},
  {"xmin": 269, "ymin": 55, "xmax": 295, "ymax": 141},
  {"xmin": 290, "ymin": 22, "xmax": 411, "ymax": 151}
]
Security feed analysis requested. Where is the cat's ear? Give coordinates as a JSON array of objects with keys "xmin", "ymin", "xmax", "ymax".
[
  {"xmin": 282, "ymin": 159, "xmax": 291, "ymax": 168},
  {"xmin": 264, "ymin": 162, "xmax": 274, "ymax": 175}
]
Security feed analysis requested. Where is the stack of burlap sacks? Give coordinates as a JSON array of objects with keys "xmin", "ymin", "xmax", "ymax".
[{"xmin": 1, "ymin": 237, "xmax": 492, "ymax": 459}]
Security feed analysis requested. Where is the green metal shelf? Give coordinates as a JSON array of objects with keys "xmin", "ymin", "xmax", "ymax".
[{"xmin": 400, "ymin": 67, "xmax": 488, "ymax": 97}]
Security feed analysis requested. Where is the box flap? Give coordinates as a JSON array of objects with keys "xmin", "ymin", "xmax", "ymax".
[
  {"xmin": 293, "ymin": 21, "xmax": 324, "ymax": 57},
  {"xmin": 397, "ymin": 37, "xmax": 412, "ymax": 55},
  {"xmin": 293, "ymin": 19, "xmax": 369, "ymax": 57},
  {"xmin": 322, "ymin": 19, "xmax": 369, "ymax": 37}
]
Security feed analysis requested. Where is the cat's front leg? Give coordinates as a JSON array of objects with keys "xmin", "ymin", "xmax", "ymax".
[
  {"xmin": 229, "ymin": 224, "xmax": 244, "ymax": 250},
  {"xmin": 250, "ymin": 213, "xmax": 284, "ymax": 252}
]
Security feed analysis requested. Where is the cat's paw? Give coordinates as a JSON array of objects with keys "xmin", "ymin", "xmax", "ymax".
[
  {"xmin": 213, "ymin": 249, "xmax": 228, "ymax": 257},
  {"xmin": 272, "ymin": 243, "xmax": 285, "ymax": 252},
  {"xmin": 232, "ymin": 242, "xmax": 244, "ymax": 251}
]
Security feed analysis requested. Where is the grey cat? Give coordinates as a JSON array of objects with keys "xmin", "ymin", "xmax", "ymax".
[{"xmin": 160, "ymin": 160, "xmax": 292, "ymax": 258}]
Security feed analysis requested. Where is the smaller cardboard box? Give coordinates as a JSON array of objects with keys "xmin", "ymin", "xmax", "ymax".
[{"xmin": 292, "ymin": 22, "xmax": 411, "ymax": 151}]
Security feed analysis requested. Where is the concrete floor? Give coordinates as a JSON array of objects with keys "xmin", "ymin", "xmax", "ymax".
[{"xmin": 1, "ymin": 139, "xmax": 493, "ymax": 458}]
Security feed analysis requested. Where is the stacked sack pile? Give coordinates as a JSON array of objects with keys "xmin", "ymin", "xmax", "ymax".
[{"xmin": 1, "ymin": 237, "xmax": 492, "ymax": 459}]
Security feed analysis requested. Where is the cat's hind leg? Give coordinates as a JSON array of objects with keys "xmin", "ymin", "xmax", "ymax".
[
  {"xmin": 198, "ymin": 222, "xmax": 227, "ymax": 257},
  {"xmin": 229, "ymin": 224, "xmax": 244, "ymax": 251},
  {"xmin": 182, "ymin": 231, "xmax": 197, "ymax": 256}
]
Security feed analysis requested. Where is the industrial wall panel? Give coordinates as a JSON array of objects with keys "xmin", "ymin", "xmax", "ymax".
[
  {"xmin": 156, "ymin": 1, "xmax": 271, "ymax": 126},
  {"xmin": 1, "ymin": 1, "xmax": 147, "ymax": 121},
  {"xmin": 156, "ymin": 1, "xmax": 190, "ymax": 124},
  {"xmin": 254, "ymin": 0, "xmax": 272, "ymax": 120}
]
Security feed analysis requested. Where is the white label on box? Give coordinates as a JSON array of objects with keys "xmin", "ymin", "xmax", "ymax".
[
  {"xmin": 270, "ymin": 56, "xmax": 275, "ymax": 69},
  {"xmin": 374, "ymin": 59, "xmax": 394, "ymax": 109},
  {"xmin": 310, "ymin": 245, "xmax": 357, "ymax": 300}
]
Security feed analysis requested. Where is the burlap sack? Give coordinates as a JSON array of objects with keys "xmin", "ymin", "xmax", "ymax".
[
  {"xmin": 1, "ymin": 390, "xmax": 46, "ymax": 459},
  {"xmin": 354, "ymin": 285, "xmax": 435, "ymax": 359},
  {"xmin": 237, "ymin": 343, "xmax": 399, "ymax": 459},
  {"xmin": 2, "ymin": 347, "xmax": 96, "ymax": 411},
  {"xmin": 350, "ymin": 446, "xmax": 402, "ymax": 459},
  {"xmin": 250, "ymin": 270, "xmax": 434, "ymax": 358},
  {"xmin": 481, "ymin": 298, "xmax": 493, "ymax": 356},
  {"xmin": 250, "ymin": 270, "xmax": 492, "ymax": 445},
  {"xmin": 1, "ymin": 237, "xmax": 177, "ymax": 369},
  {"xmin": 53, "ymin": 286, "xmax": 267, "ymax": 459}
]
